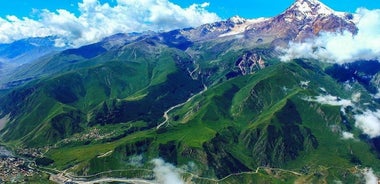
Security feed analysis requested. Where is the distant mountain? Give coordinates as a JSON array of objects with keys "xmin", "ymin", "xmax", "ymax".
[
  {"xmin": 271, "ymin": 0, "xmax": 357, "ymax": 40},
  {"xmin": 0, "ymin": 33, "xmax": 154, "ymax": 89},
  {"xmin": 4, "ymin": 0, "xmax": 357, "ymax": 90},
  {"xmin": 0, "ymin": 37, "xmax": 63, "ymax": 86},
  {"xmin": 0, "ymin": 36, "xmax": 62, "ymax": 65},
  {"xmin": 0, "ymin": 0, "xmax": 379, "ymax": 183},
  {"xmin": 181, "ymin": 0, "xmax": 356, "ymax": 45}
]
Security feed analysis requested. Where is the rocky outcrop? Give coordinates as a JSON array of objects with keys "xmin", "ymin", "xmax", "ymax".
[
  {"xmin": 235, "ymin": 52, "xmax": 266, "ymax": 75},
  {"xmin": 245, "ymin": 0, "xmax": 357, "ymax": 43},
  {"xmin": 182, "ymin": 0, "xmax": 357, "ymax": 47}
]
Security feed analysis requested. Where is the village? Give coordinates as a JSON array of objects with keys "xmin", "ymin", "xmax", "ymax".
[{"xmin": 0, "ymin": 156, "xmax": 35, "ymax": 182}]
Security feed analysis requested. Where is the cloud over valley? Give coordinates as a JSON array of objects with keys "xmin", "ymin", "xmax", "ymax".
[
  {"xmin": 152, "ymin": 158, "xmax": 184, "ymax": 184},
  {"xmin": 303, "ymin": 94, "xmax": 380, "ymax": 139},
  {"xmin": 355, "ymin": 109, "xmax": 380, "ymax": 138}
]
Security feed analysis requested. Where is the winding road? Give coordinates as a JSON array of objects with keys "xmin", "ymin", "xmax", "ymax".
[
  {"xmin": 44, "ymin": 164, "xmax": 304, "ymax": 184},
  {"xmin": 76, "ymin": 178, "xmax": 156, "ymax": 184},
  {"xmin": 183, "ymin": 166, "xmax": 303, "ymax": 182},
  {"xmin": 156, "ymin": 84, "xmax": 208, "ymax": 129}
]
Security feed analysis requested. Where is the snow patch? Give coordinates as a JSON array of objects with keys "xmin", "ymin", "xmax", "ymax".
[
  {"xmin": 290, "ymin": 0, "xmax": 334, "ymax": 17},
  {"xmin": 228, "ymin": 16, "xmax": 246, "ymax": 24},
  {"xmin": 219, "ymin": 17, "xmax": 268, "ymax": 38},
  {"xmin": 297, "ymin": 1, "xmax": 313, "ymax": 14}
]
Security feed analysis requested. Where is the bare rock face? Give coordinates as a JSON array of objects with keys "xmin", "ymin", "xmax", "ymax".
[
  {"xmin": 236, "ymin": 53, "xmax": 266, "ymax": 75},
  {"xmin": 182, "ymin": 16, "xmax": 249, "ymax": 41},
  {"xmin": 245, "ymin": 0, "xmax": 357, "ymax": 43},
  {"xmin": 183, "ymin": 0, "xmax": 357, "ymax": 47}
]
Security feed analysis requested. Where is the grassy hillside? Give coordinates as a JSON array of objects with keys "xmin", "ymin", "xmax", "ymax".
[
  {"xmin": 0, "ymin": 44, "xmax": 203, "ymax": 146},
  {"xmin": 0, "ymin": 35, "xmax": 379, "ymax": 183},
  {"xmin": 31, "ymin": 61, "xmax": 380, "ymax": 183}
]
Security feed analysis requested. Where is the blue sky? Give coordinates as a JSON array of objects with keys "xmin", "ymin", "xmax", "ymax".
[
  {"xmin": 170, "ymin": 0, "xmax": 380, "ymax": 18},
  {"xmin": 1, "ymin": 0, "xmax": 379, "ymax": 19},
  {"xmin": 0, "ymin": 0, "xmax": 379, "ymax": 47}
]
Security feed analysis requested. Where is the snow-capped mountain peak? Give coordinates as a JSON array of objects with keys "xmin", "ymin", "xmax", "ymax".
[
  {"xmin": 227, "ymin": 16, "xmax": 247, "ymax": 25},
  {"xmin": 291, "ymin": 0, "xmax": 334, "ymax": 15},
  {"xmin": 284, "ymin": 0, "xmax": 335, "ymax": 21},
  {"xmin": 162, "ymin": 0, "xmax": 357, "ymax": 43}
]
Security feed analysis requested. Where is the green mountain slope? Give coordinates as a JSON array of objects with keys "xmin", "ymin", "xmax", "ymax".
[
  {"xmin": 0, "ymin": 34, "xmax": 379, "ymax": 183},
  {"xmin": 0, "ymin": 43, "xmax": 204, "ymax": 146},
  {"xmin": 10, "ymin": 60, "xmax": 374, "ymax": 183}
]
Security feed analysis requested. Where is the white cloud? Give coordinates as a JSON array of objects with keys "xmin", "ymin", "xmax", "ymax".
[
  {"xmin": 200, "ymin": 2, "xmax": 210, "ymax": 8},
  {"xmin": 307, "ymin": 94, "xmax": 380, "ymax": 139},
  {"xmin": 279, "ymin": 8, "xmax": 380, "ymax": 64},
  {"xmin": 151, "ymin": 158, "xmax": 184, "ymax": 184},
  {"xmin": 342, "ymin": 131, "xmax": 354, "ymax": 139},
  {"xmin": 351, "ymin": 92, "xmax": 361, "ymax": 103},
  {"xmin": 355, "ymin": 109, "xmax": 380, "ymax": 138},
  {"xmin": 304, "ymin": 94, "xmax": 353, "ymax": 107},
  {"xmin": 303, "ymin": 94, "xmax": 353, "ymax": 117},
  {"xmin": 0, "ymin": 0, "xmax": 220, "ymax": 47},
  {"xmin": 363, "ymin": 168, "xmax": 378, "ymax": 184},
  {"xmin": 374, "ymin": 88, "xmax": 380, "ymax": 99},
  {"xmin": 54, "ymin": 38, "xmax": 67, "ymax": 47},
  {"xmin": 128, "ymin": 154, "xmax": 144, "ymax": 167}
]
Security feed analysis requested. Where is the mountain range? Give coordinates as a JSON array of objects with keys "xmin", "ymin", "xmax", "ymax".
[
  {"xmin": 0, "ymin": 0, "xmax": 379, "ymax": 183},
  {"xmin": 0, "ymin": 36, "xmax": 64, "ymax": 89}
]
